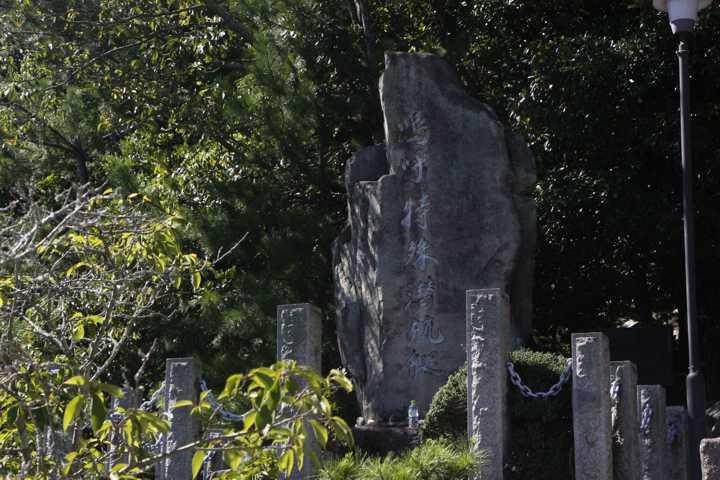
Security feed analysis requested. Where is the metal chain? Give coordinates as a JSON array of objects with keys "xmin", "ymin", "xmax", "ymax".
[
  {"xmin": 200, "ymin": 379, "xmax": 246, "ymax": 423},
  {"xmin": 610, "ymin": 377, "xmax": 621, "ymax": 402},
  {"xmin": 506, "ymin": 358, "xmax": 572, "ymax": 399},
  {"xmin": 640, "ymin": 400, "xmax": 654, "ymax": 433},
  {"xmin": 140, "ymin": 382, "xmax": 166, "ymax": 411},
  {"xmin": 667, "ymin": 419, "xmax": 680, "ymax": 443}
]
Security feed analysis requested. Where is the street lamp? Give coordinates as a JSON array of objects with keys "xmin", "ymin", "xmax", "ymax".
[{"xmin": 652, "ymin": 1, "xmax": 712, "ymax": 479}]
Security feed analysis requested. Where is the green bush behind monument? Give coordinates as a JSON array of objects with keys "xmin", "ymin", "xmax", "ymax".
[{"xmin": 422, "ymin": 350, "xmax": 572, "ymax": 480}]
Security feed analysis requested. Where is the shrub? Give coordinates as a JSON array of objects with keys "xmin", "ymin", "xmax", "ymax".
[
  {"xmin": 421, "ymin": 350, "xmax": 572, "ymax": 480},
  {"xmin": 318, "ymin": 439, "xmax": 477, "ymax": 480}
]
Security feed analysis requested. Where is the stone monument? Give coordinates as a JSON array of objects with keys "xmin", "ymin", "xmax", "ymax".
[{"xmin": 333, "ymin": 52, "xmax": 536, "ymax": 420}]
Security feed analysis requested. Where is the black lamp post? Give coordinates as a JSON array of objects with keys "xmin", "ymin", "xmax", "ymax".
[{"xmin": 652, "ymin": 1, "xmax": 711, "ymax": 478}]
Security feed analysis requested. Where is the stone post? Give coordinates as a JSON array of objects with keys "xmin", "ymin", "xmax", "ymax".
[
  {"xmin": 156, "ymin": 358, "xmax": 201, "ymax": 480},
  {"xmin": 107, "ymin": 387, "xmax": 138, "ymax": 472},
  {"xmin": 572, "ymin": 332, "xmax": 613, "ymax": 480},
  {"xmin": 277, "ymin": 303, "xmax": 322, "ymax": 480},
  {"xmin": 666, "ymin": 406, "xmax": 688, "ymax": 480},
  {"xmin": 466, "ymin": 288, "xmax": 510, "ymax": 480},
  {"xmin": 700, "ymin": 438, "xmax": 720, "ymax": 480},
  {"xmin": 610, "ymin": 361, "xmax": 641, "ymax": 480},
  {"xmin": 637, "ymin": 385, "xmax": 667, "ymax": 480}
]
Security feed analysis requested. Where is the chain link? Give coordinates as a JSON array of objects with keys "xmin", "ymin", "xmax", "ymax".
[
  {"xmin": 640, "ymin": 400, "xmax": 653, "ymax": 433},
  {"xmin": 200, "ymin": 379, "xmax": 246, "ymax": 424},
  {"xmin": 140, "ymin": 382, "xmax": 166, "ymax": 411},
  {"xmin": 506, "ymin": 358, "xmax": 572, "ymax": 399}
]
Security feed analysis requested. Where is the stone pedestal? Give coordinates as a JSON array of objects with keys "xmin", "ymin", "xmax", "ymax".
[
  {"xmin": 277, "ymin": 303, "xmax": 322, "ymax": 480},
  {"xmin": 610, "ymin": 361, "xmax": 641, "ymax": 480},
  {"xmin": 156, "ymin": 358, "xmax": 200, "ymax": 480},
  {"xmin": 572, "ymin": 332, "xmax": 613, "ymax": 480},
  {"xmin": 701, "ymin": 437, "xmax": 720, "ymax": 480},
  {"xmin": 666, "ymin": 406, "xmax": 688, "ymax": 480},
  {"xmin": 466, "ymin": 289, "xmax": 510, "ymax": 480},
  {"xmin": 638, "ymin": 385, "xmax": 667, "ymax": 480}
]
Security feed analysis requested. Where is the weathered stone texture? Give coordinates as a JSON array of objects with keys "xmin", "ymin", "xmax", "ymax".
[
  {"xmin": 667, "ymin": 406, "xmax": 689, "ymax": 480},
  {"xmin": 333, "ymin": 52, "xmax": 536, "ymax": 420},
  {"xmin": 610, "ymin": 361, "xmax": 641, "ymax": 480},
  {"xmin": 572, "ymin": 332, "xmax": 613, "ymax": 480},
  {"xmin": 701, "ymin": 437, "xmax": 720, "ymax": 480},
  {"xmin": 277, "ymin": 303, "xmax": 322, "ymax": 372},
  {"xmin": 466, "ymin": 289, "xmax": 510, "ymax": 480},
  {"xmin": 156, "ymin": 358, "xmax": 200, "ymax": 480},
  {"xmin": 638, "ymin": 385, "xmax": 667, "ymax": 480},
  {"xmin": 277, "ymin": 303, "xmax": 322, "ymax": 480}
]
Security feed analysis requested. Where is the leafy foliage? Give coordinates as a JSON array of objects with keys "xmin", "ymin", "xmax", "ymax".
[
  {"xmin": 0, "ymin": 188, "xmax": 353, "ymax": 478},
  {"xmin": 422, "ymin": 350, "xmax": 572, "ymax": 480}
]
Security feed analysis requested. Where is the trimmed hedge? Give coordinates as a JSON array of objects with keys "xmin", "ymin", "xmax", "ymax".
[{"xmin": 421, "ymin": 350, "xmax": 573, "ymax": 480}]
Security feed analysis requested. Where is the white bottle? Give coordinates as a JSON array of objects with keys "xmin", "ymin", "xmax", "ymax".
[{"xmin": 408, "ymin": 400, "xmax": 419, "ymax": 429}]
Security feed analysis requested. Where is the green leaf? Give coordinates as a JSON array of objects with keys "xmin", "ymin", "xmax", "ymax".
[
  {"xmin": 191, "ymin": 271, "xmax": 201, "ymax": 290},
  {"xmin": 172, "ymin": 399, "xmax": 194, "ymax": 409},
  {"xmin": 308, "ymin": 418, "xmax": 328, "ymax": 447},
  {"xmin": 64, "ymin": 375, "xmax": 86, "ymax": 386},
  {"xmin": 63, "ymin": 395, "xmax": 84, "ymax": 432},
  {"xmin": 63, "ymin": 451, "xmax": 79, "ymax": 476},
  {"xmin": 191, "ymin": 450, "xmax": 207, "ymax": 479},
  {"xmin": 72, "ymin": 322, "xmax": 85, "ymax": 341},
  {"xmin": 96, "ymin": 383, "xmax": 124, "ymax": 397},
  {"xmin": 278, "ymin": 448, "xmax": 295, "ymax": 475},
  {"xmin": 91, "ymin": 394, "xmax": 106, "ymax": 432}
]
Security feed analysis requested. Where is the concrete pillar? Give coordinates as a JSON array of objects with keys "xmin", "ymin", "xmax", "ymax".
[
  {"xmin": 637, "ymin": 385, "xmax": 667, "ymax": 480},
  {"xmin": 610, "ymin": 361, "xmax": 641, "ymax": 480},
  {"xmin": 156, "ymin": 358, "xmax": 201, "ymax": 480},
  {"xmin": 572, "ymin": 332, "xmax": 613, "ymax": 480},
  {"xmin": 666, "ymin": 406, "xmax": 688, "ymax": 480},
  {"xmin": 701, "ymin": 437, "xmax": 720, "ymax": 480},
  {"xmin": 277, "ymin": 303, "xmax": 322, "ymax": 479},
  {"xmin": 466, "ymin": 289, "xmax": 510, "ymax": 480}
]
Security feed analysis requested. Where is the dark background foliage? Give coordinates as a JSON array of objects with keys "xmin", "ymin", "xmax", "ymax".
[{"xmin": 1, "ymin": 0, "xmax": 718, "ymax": 399}]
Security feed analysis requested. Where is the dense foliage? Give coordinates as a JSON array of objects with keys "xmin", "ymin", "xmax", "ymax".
[
  {"xmin": 422, "ymin": 351, "xmax": 572, "ymax": 480},
  {"xmin": 1, "ymin": 0, "xmax": 719, "ymax": 403},
  {"xmin": 318, "ymin": 439, "xmax": 477, "ymax": 480},
  {"xmin": 0, "ymin": 188, "xmax": 353, "ymax": 478}
]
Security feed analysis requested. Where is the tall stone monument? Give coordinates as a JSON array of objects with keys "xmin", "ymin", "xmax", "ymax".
[{"xmin": 333, "ymin": 52, "xmax": 536, "ymax": 420}]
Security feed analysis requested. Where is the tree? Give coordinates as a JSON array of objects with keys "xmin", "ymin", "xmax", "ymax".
[{"xmin": 0, "ymin": 186, "xmax": 352, "ymax": 478}]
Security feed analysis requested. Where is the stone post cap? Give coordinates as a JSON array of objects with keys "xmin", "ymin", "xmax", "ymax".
[
  {"xmin": 609, "ymin": 360, "xmax": 637, "ymax": 371},
  {"xmin": 276, "ymin": 303, "xmax": 321, "ymax": 314}
]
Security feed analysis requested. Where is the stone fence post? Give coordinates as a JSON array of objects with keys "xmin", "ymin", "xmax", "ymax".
[
  {"xmin": 637, "ymin": 385, "xmax": 667, "ymax": 480},
  {"xmin": 277, "ymin": 303, "xmax": 322, "ymax": 480},
  {"xmin": 610, "ymin": 360, "xmax": 640, "ymax": 480},
  {"xmin": 572, "ymin": 332, "xmax": 613, "ymax": 480},
  {"xmin": 667, "ymin": 406, "xmax": 689, "ymax": 480},
  {"xmin": 466, "ymin": 288, "xmax": 510, "ymax": 480},
  {"xmin": 155, "ymin": 358, "xmax": 201, "ymax": 480},
  {"xmin": 107, "ymin": 387, "xmax": 138, "ymax": 472},
  {"xmin": 700, "ymin": 437, "xmax": 720, "ymax": 480}
]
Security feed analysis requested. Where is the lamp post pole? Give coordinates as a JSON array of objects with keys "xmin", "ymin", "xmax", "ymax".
[{"xmin": 676, "ymin": 30, "xmax": 707, "ymax": 480}]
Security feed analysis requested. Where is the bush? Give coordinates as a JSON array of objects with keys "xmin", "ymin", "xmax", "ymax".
[
  {"xmin": 421, "ymin": 350, "xmax": 572, "ymax": 480},
  {"xmin": 318, "ymin": 439, "xmax": 478, "ymax": 480}
]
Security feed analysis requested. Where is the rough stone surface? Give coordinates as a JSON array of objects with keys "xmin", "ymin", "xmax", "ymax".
[
  {"xmin": 332, "ymin": 52, "xmax": 536, "ymax": 420},
  {"xmin": 610, "ymin": 361, "xmax": 641, "ymax": 480},
  {"xmin": 701, "ymin": 437, "xmax": 720, "ymax": 480},
  {"xmin": 667, "ymin": 406, "xmax": 689, "ymax": 480},
  {"xmin": 572, "ymin": 332, "xmax": 613, "ymax": 480},
  {"xmin": 156, "ymin": 358, "xmax": 200, "ymax": 480},
  {"xmin": 277, "ymin": 303, "xmax": 322, "ymax": 480},
  {"xmin": 638, "ymin": 385, "xmax": 667, "ymax": 480},
  {"xmin": 466, "ymin": 289, "xmax": 509, "ymax": 480},
  {"xmin": 277, "ymin": 303, "xmax": 322, "ymax": 372}
]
